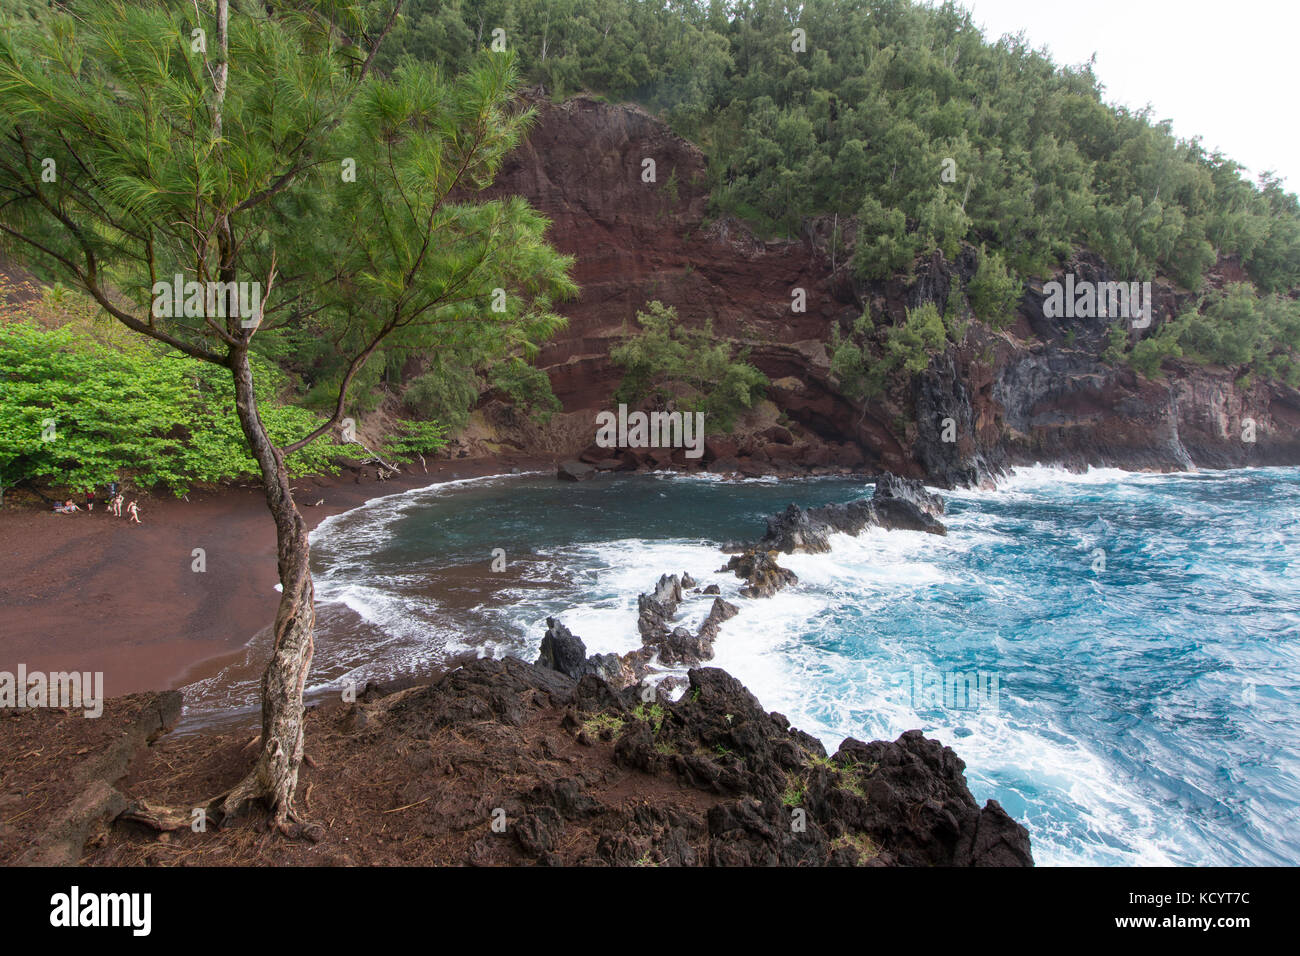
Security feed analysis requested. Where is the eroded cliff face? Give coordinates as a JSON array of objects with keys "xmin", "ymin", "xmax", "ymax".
[{"xmin": 477, "ymin": 94, "xmax": 1300, "ymax": 484}]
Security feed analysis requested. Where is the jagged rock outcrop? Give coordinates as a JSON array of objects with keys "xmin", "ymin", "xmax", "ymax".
[
  {"xmin": 537, "ymin": 572, "xmax": 741, "ymax": 685},
  {"xmin": 636, "ymin": 573, "xmax": 684, "ymax": 643},
  {"xmin": 914, "ymin": 349, "xmax": 1006, "ymax": 489},
  {"xmin": 536, "ymin": 617, "xmax": 588, "ymax": 678},
  {"xmin": 870, "ymin": 472, "xmax": 948, "ymax": 535},
  {"xmin": 71, "ymin": 647, "xmax": 1031, "ymax": 866},
  {"xmin": 656, "ymin": 626, "xmax": 711, "ymax": 667},
  {"xmin": 874, "ymin": 472, "xmax": 945, "ymax": 515},
  {"xmin": 348, "ymin": 656, "xmax": 1032, "ymax": 866},
  {"xmin": 607, "ymin": 666, "xmax": 1033, "ymax": 866},
  {"xmin": 535, "ymin": 617, "xmax": 634, "ymax": 686},
  {"xmin": 635, "ymin": 574, "xmax": 739, "ymax": 665},
  {"xmin": 757, "ymin": 501, "xmax": 873, "ymax": 554},
  {"xmin": 692, "ymin": 596, "xmax": 739, "ymax": 646}
]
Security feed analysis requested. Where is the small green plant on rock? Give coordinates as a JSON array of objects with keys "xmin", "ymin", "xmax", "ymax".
[
  {"xmin": 581, "ymin": 714, "xmax": 625, "ymax": 739},
  {"xmin": 831, "ymin": 832, "xmax": 881, "ymax": 864},
  {"xmin": 782, "ymin": 773, "xmax": 807, "ymax": 807},
  {"xmin": 632, "ymin": 702, "xmax": 666, "ymax": 733}
]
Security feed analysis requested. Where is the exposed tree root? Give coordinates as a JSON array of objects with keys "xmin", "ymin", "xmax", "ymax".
[{"xmin": 119, "ymin": 763, "xmax": 323, "ymax": 843}]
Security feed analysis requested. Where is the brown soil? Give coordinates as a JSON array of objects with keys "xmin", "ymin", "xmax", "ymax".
[{"xmin": 75, "ymin": 689, "xmax": 724, "ymax": 866}]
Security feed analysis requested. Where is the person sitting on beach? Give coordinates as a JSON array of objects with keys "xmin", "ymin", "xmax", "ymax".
[
  {"xmin": 53, "ymin": 499, "xmax": 80, "ymax": 514},
  {"xmin": 126, "ymin": 500, "xmax": 141, "ymax": 524}
]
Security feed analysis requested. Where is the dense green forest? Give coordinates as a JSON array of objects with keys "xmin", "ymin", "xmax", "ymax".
[
  {"xmin": 383, "ymin": 0, "xmax": 1299, "ymax": 286},
  {"xmin": 0, "ymin": 284, "xmax": 453, "ymax": 497}
]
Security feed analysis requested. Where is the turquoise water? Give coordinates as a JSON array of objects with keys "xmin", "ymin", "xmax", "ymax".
[{"xmin": 187, "ymin": 466, "xmax": 1300, "ymax": 865}]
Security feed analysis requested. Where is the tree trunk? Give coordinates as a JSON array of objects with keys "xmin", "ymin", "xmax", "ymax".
[{"xmin": 223, "ymin": 347, "xmax": 315, "ymax": 830}]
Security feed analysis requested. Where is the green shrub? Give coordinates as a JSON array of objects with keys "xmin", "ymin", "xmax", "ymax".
[
  {"xmin": 404, "ymin": 361, "xmax": 481, "ymax": 432},
  {"xmin": 381, "ymin": 420, "xmax": 450, "ymax": 462},
  {"xmin": 852, "ymin": 196, "xmax": 918, "ymax": 281},
  {"xmin": 830, "ymin": 309, "xmax": 881, "ymax": 399},
  {"xmin": 967, "ymin": 246, "xmax": 1023, "ymax": 330},
  {"xmin": 490, "ymin": 357, "xmax": 561, "ymax": 423},
  {"xmin": 610, "ymin": 301, "xmax": 767, "ymax": 430},
  {"xmin": 0, "ymin": 321, "xmax": 343, "ymax": 496},
  {"xmin": 884, "ymin": 302, "xmax": 948, "ymax": 375},
  {"xmin": 1128, "ymin": 328, "xmax": 1183, "ymax": 379}
]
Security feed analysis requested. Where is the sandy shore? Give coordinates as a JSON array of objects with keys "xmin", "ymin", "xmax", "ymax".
[{"xmin": 0, "ymin": 454, "xmax": 554, "ymax": 698}]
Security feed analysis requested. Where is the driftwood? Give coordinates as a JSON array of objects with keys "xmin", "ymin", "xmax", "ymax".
[{"xmin": 119, "ymin": 799, "xmax": 193, "ymax": 832}]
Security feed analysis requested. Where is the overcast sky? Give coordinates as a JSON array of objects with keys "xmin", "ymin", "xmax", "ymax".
[{"xmin": 960, "ymin": 0, "xmax": 1298, "ymax": 191}]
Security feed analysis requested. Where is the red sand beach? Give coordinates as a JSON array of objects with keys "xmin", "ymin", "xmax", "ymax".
[{"xmin": 0, "ymin": 455, "xmax": 552, "ymax": 698}]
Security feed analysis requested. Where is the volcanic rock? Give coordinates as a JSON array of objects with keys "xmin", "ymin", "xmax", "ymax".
[
  {"xmin": 720, "ymin": 549, "xmax": 799, "ymax": 598},
  {"xmin": 557, "ymin": 460, "xmax": 595, "ymax": 481}
]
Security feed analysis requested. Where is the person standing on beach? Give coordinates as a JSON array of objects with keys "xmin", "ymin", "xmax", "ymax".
[
  {"xmin": 109, "ymin": 493, "xmax": 123, "ymax": 517},
  {"xmin": 126, "ymin": 500, "xmax": 141, "ymax": 524},
  {"xmin": 84, "ymin": 489, "xmax": 95, "ymax": 513}
]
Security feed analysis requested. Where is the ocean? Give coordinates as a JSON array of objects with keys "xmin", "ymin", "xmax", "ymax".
[{"xmin": 180, "ymin": 466, "xmax": 1300, "ymax": 866}]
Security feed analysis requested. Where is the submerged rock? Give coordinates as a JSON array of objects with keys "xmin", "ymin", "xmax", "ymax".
[
  {"xmin": 557, "ymin": 460, "xmax": 595, "ymax": 481},
  {"xmin": 757, "ymin": 471, "xmax": 947, "ymax": 555}
]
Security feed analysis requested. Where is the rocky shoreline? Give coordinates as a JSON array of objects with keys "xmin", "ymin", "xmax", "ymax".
[
  {"xmin": 532, "ymin": 471, "xmax": 950, "ymax": 688},
  {"xmin": 1, "ymin": 470, "xmax": 1033, "ymax": 867},
  {"xmin": 3, "ymin": 658, "xmax": 1031, "ymax": 867}
]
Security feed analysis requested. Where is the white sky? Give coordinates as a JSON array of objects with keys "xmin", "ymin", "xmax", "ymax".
[{"xmin": 960, "ymin": 0, "xmax": 1299, "ymax": 191}]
